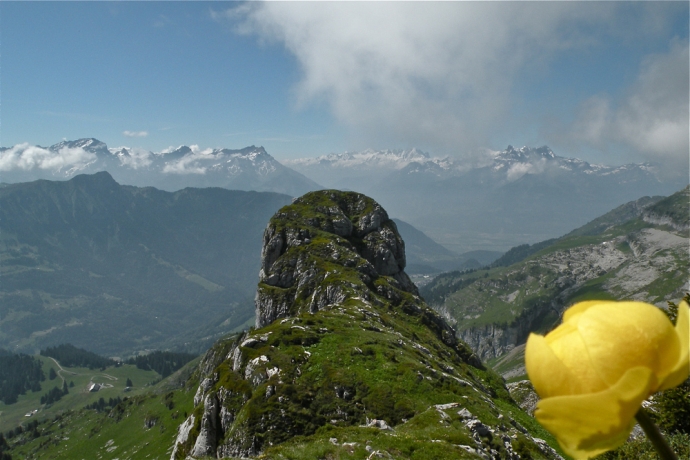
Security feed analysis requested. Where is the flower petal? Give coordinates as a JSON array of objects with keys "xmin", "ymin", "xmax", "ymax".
[
  {"xmin": 563, "ymin": 301, "xmax": 617, "ymax": 323},
  {"xmin": 658, "ymin": 300, "xmax": 690, "ymax": 391},
  {"xmin": 577, "ymin": 302, "xmax": 679, "ymax": 388},
  {"xmin": 526, "ymin": 333, "xmax": 579, "ymax": 398},
  {"xmin": 545, "ymin": 322, "xmax": 608, "ymax": 393},
  {"xmin": 534, "ymin": 366, "xmax": 655, "ymax": 460}
]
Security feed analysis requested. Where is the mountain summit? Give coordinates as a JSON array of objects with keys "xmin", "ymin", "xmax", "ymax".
[{"xmin": 171, "ymin": 190, "xmax": 562, "ymax": 459}]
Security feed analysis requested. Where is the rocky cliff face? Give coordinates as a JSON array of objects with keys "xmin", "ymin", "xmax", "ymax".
[
  {"xmin": 423, "ymin": 187, "xmax": 690, "ymax": 369},
  {"xmin": 171, "ymin": 190, "xmax": 562, "ymax": 459},
  {"xmin": 452, "ymin": 225, "xmax": 689, "ymax": 364},
  {"xmin": 255, "ymin": 191, "xmax": 419, "ymax": 328}
]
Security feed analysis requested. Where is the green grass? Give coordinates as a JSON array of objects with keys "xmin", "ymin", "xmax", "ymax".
[
  {"xmin": 645, "ymin": 267, "xmax": 690, "ymax": 303},
  {"xmin": 488, "ymin": 347, "xmax": 525, "ymax": 377},
  {"xmin": 169, "ymin": 294, "xmax": 563, "ymax": 459},
  {"xmin": 5, "ymin": 388, "xmax": 195, "ymax": 460},
  {"xmin": 1, "ymin": 357, "xmax": 202, "ymax": 459},
  {"xmin": 0, "ymin": 357, "xmax": 160, "ymax": 433}
]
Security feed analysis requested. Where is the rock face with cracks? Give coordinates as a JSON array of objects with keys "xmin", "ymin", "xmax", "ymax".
[
  {"xmin": 171, "ymin": 190, "xmax": 562, "ymax": 460},
  {"xmin": 255, "ymin": 191, "xmax": 419, "ymax": 329}
]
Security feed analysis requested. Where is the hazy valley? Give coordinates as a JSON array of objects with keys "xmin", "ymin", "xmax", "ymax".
[{"xmin": 421, "ymin": 186, "xmax": 689, "ymax": 379}]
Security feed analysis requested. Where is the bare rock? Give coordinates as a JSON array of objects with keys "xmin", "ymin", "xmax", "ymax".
[
  {"xmin": 170, "ymin": 414, "xmax": 196, "ymax": 460},
  {"xmin": 190, "ymin": 394, "xmax": 220, "ymax": 457}
]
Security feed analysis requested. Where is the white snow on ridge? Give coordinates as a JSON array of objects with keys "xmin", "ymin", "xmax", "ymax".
[
  {"xmin": 285, "ymin": 144, "xmax": 661, "ymax": 184},
  {"xmin": 284, "ymin": 148, "xmax": 433, "ymax": 170},
  {"xmin": 0, "ymin": 139, "xmax": 660, "ymax": 184}
]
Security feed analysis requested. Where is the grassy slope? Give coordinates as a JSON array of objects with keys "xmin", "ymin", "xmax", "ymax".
[
  {"xmin": 2, "ymin": 357, "xmax": 202, "ymax": 460},
  {"xmin": 6, "ymin": 389, "xmax": 195, "ymax": 460},
  {"xmin": 252, "ymin": 309, "xmax": 558, "ymax": 460},
  {"xmin": 0, "ymin": 356, "xmax": 160, "ymax": 433},
  {"xmin": 3, "ymin": 343, "xmax": 559, "ymax": 460}
]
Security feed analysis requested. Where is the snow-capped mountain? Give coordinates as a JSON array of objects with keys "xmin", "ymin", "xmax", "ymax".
[
  {"xmin": 0, "ymin": 139, "xmax": 321, "ymax": 196},
  {"xmin": 392, "ymin": 145, "xmax": 662, "ymax": 182},
  {"xmin": 287, "ymin": 144, "xmax": 663, "ymax": 188},
  {"xmin": 286, "ymin": 145, "xmax": 682, "ymax": 253},
  {"xmin": 2, "ymin": 139, "xmax": 683, "ymax": 253}
]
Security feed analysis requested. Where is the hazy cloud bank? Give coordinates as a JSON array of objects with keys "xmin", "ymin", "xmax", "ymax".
[
  {"xmin": 0, "ymin": 144, "xmax": 95, "ymax": 171},
  {"xmin": 219, "ymin": 2, "xmax": 686, "ymax": 167},
  {"xmin": 117, "ymin": 147, "xmax": 154, "ymax": 169},
  {"xmin": 161, "ymin": 145, "xmax": 216, "ymax": 175},
  {"xmin": 568, "ymin": 39, "xmax": 689, "ymax": 169}
]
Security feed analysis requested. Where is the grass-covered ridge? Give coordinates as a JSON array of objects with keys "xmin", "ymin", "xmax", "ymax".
[
  {"xmin": 170, "ymin": 190, "xmax": 562, "ymax": 459},
  {"xmin": 643, "ymin": 185, "xmax": 690, "ymax": 229}
]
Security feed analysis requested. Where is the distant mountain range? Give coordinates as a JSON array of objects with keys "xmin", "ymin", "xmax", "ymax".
[
  {"xmin": 0, "ymin": 139, "xmax": 320, "ymax": 196},
  {"xmin": 3, "ymin": 139, "xmax": 685, "ymax": 253},
  {"xmin": 287, "ymin": 145, "xmax": 686, "ymax": 253},
  {"xmin": 0, "ymin": 172, "xmax": 293, "ymax": 355}
]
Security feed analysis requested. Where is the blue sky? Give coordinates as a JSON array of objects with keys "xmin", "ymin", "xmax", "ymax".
[{"xmin": 2, "ymin": 1, "xmax": 688, "ymax": 170}]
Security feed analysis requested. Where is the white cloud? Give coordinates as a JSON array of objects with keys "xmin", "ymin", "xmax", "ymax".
[
  {"xmin": 118, "ymin": 147, "xmax": 154, "ymax": 169},
  {"xmin": 161, "ymin": 146, "xmax": 216, "ymax": 174},
  {"xmin": 0, "ymin": 144, "xmax": 95, "ymax": 171},
  {"xmin": 506, "ymin": 159, "xmax": 548, "ymax": 182},
  {"xmin": 123, "ymin": 130, "xmax": 149, "ymax": 138},
  {"xmin": 570, "ymin": 39, "xmax": 689, "ymax": 168},
  {"xmin": 218, "ymin": 2, "xmax": 681, "ymax": 159}
]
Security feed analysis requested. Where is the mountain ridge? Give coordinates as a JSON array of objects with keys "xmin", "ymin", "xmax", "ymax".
[
  {"xmin": 421, "ymin": 186, "xmax": 689, "ymax": 375},
  {"xmin": 0, "ymin": 139, "xmax": 321, "ymax": 196},
  {"xmin": 284, "ymin": 145, "xmax": 683, "ymax": 253},
  {"xmin": 0, "ymin": 172, "xmax": 294, "ymax": 355}
]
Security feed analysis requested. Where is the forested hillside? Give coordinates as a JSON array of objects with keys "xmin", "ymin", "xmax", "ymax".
[
  {"xmin": 0, "ymin": 351, "xmax": 44, "ymax": 405},
  {"xmin": 0, "ymin": 172, "xmax": 292, "ymax": 355}
]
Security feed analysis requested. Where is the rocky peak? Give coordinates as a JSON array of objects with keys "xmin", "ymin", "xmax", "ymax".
[
  {"xmin": 162, "ymin": 146, "xmax": 193, "ymax": 159},
  {"xmin": 49, "ymin": 138, "xmax": 111, "ymax": 158},
  {"xmin": 498, "ymin": 145, "xmax": 555, "ymax": 162},
  {"xmin": 169, "ymin": 189, "xmax": 565, "ymax": 460},
  {"xmin": 256, "ymin": 190, "xmax": 419, "ymax": 329}
]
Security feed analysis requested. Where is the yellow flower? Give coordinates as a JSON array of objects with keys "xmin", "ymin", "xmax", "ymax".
[{"xmin": 525, "ymin": 300, "xmax": 689, "ymax": 459}]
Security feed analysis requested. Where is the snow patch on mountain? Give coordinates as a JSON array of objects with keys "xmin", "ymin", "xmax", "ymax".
[{"xmin": 287, "ymin": 144, "xmax": 660, "ymax": 184}]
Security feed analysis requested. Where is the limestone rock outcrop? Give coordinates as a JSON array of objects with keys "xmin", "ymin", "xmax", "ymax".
[{"xmin": 255, "ymin": 190, "xmax": 419, "ymax": 328}]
